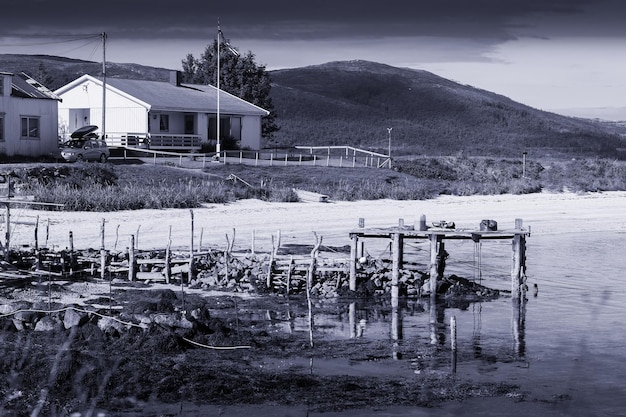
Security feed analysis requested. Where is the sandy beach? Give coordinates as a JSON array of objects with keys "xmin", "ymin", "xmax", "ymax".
[{"xmin": 7, "ymin": 190, "xmax": 626, "ymax": 254}]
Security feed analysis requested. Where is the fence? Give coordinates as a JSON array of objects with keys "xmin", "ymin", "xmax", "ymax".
[{"xmin": 117, "ymin": 145, "xmax": 392, "ymax": 169}]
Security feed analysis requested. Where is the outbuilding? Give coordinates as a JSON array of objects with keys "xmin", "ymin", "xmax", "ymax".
[
  {"xmin": 55, "ymin": 72, "xmax": 270, "ymax": 151},
  {"xmin": 0, "ymin": 72, "xmax": 61, "ymax": 157}
]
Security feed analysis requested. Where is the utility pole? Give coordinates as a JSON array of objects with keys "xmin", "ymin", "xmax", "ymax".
[
  {"xmin": 101, "ymin": 32, "xmax": 107, "ymax": 142},
  {"xmin": 387, "ymin": 127, "xmax": 393, "ymax": 169}
]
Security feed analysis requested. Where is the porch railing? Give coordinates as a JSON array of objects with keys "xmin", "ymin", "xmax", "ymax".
[{"xmin": 105, "ymin": 132, "xmax": 202, "ymax": 150}]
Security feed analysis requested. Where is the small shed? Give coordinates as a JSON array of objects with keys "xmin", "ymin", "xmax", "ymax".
[{"xmin": 0, "ymin": 72, "xmax": 61, "ymax": 157}]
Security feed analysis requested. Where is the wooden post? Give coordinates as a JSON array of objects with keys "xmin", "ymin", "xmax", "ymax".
[
  {"xmin": 274, "ymin": 229, "xmax": 281, "ymax": 256},
  {"xmin": 511, "ymin": 219, "xmax": 526, "ymax": 299},
  {"xmin": 34, "ymin": 215, "xmax": 39, "ymax": 251},
  {"xmin": 286, "ymin": 256, "xmax": 293, "ymax": 295},
  {"xmin": 128, "ymin": 235, "xmax": 136, "ymax": 281},
  {"xmin": 4, "ymin": 203, "xmax": 9, "ymax": 262},
  {"xmin": 267, "ymin": 234, "xmax": 275, "ymax": 289},
  {"xmin": 165, "ymin": 239, "xmax": 171, "ymax": 284},
  {"xmin": 349, "ymin": 234, "xmax": 358, "ymax": 291},
  {"xmin": 188, "ymin": 209, "xmax": 195, "ymax": 282},
  {"xmin": 100, "ymin": 218, "xmax": 106, "ymax": 280},
  {"xmin": 429, "ymin": 233, "xmax": 442, "ymax": 295},
  {"xmin": 391, "ymin": 232, "xmax": 401, "ymax": 309},
  {"xmin": 251, "ymin": 229, "xmax": 256, "ymax": 255}
]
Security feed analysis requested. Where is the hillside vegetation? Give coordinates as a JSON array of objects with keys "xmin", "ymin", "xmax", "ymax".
[{"xmin": 269, "ymin": 60, "xmax": 625, "ymax": 158}]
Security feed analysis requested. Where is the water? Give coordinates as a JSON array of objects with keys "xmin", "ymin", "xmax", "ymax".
[{"xmin": 251, "ymin": 230, "xmax": 626, "ymax": 415}]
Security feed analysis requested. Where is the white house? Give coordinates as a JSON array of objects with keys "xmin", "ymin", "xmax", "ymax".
[
  {"xmin": 0, "ymin": 72, "xmax": 60, "ymax": 157},
  {"xmin": 54, "ymin": 72, "xmax": 270, "ymax": 151}
]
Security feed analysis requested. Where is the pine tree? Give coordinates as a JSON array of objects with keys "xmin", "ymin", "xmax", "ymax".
[{"xmin": 181, "ymin": 39, "xmax": 279, "ymax": 139}]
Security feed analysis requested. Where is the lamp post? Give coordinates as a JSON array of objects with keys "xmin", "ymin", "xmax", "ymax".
[{"xmin": 387, "ymin": 127, "xmax": 393, "ymax": 169}]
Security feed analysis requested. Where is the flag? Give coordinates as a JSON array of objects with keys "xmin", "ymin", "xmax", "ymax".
[{"xmin": 218, "ymin": 28, "xmax": 240, "ymax": 56}]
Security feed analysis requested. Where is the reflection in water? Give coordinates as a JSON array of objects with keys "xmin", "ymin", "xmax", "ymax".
[{"xmin": 512, "ymin": 297, "xmax": 527, "ymax": 358}]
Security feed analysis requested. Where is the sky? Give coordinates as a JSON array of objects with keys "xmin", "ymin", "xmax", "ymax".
[{"xmin": 1, "ymin": 0, "xmax": 626, "ymax": 120}]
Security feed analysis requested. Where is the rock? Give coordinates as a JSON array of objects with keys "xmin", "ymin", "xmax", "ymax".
[
  {"xmin": 34, "ymin": 315, "xmax": 61, "ymax": 332},
  {"xmin": 97, "ymin": 316, "xmax": 125, "ymax": 335},
  {"xmin": 63, "ymin": 307, "xmax": 88, "ymax": 329}
]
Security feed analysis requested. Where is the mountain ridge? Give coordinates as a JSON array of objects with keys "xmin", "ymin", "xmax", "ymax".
[{"xmin": 1, "ymin": 54, "xmax": 623, "ymax": 158}]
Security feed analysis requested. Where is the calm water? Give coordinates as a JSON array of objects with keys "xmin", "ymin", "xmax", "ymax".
[{"xmin": 251, "ymin": 230, "xmax": 626, "ymax": 416}]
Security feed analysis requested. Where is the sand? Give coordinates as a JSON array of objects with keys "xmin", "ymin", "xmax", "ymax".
[{"xmin": 7, "ymin": 190, "xmax": 626, "ymax": 255}]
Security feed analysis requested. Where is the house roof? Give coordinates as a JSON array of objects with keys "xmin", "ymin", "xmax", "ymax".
[
  {"xmin": 4, "ymin": 72, "xmax": 61, "ymax": 100},
  {"xmin": 56, "ymin": 75, "xmax": 269, "ymax": 116}
]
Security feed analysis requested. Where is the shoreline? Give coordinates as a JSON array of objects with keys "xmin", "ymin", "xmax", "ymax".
[{"xmin": 6, "ymin": 190, "xmax": 626, "ymax": 254}]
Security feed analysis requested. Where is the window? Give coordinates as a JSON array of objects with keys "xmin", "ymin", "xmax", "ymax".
[
  {"xmin": 0, "ymin": 114, "xmax": 4, "ymax": 141},
  {"xmin": 21, "ymin": 117, "xmax": 40, "ymax": 139},
  {"xmin": 159, "ymin": 114, "xmax": 169, "ymax": 132}
]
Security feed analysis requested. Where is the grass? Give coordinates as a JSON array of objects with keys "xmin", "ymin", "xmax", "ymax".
[{"xmin": 2, "ymin": 156, "xmax": 625, "ymax": 211}]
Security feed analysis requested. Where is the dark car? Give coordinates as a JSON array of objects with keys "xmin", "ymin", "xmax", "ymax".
[{"xmin": 60, "ymin": 125, "xmax": 110, "ymax": 162}]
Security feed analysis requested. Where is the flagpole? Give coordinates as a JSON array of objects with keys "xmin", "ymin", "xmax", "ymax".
[{"xmin": 216, "ymin": 21, "xmax": 221, "ymax": 159}]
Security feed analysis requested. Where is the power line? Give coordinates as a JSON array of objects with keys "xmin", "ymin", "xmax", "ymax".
[{"xmin": 0, "ymin": 33, "xmax": 101, "ymax": 48}]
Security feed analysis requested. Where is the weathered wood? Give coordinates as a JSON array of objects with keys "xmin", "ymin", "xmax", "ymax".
[
  {"xmin": 165, "ymin": 240, "xmax": 171, "ymax": 284},
  {"xmin": 128, "ymin": 235, "xmax": 136, "ymax": 281},
  {"xmin": 100, "ymin": 218, "xmax": 106, "ymax": 280},
  {"xmin": 349, "ymin": 234, "xmax": 358, "ymax": 291},
  {"xmin": 391, "ymin": 232, "xmax": 401, "ymax": 309},
  {"xmin": 429, "ymin": 234, "xmax": 441, "ymax": 295},
  {"xmin": 136, "ymin": 271, "xmax": 165, "ymax": 281},
  {"xmin": 511, "ymin": 218, "xmax": 526, "ymax": 298}
]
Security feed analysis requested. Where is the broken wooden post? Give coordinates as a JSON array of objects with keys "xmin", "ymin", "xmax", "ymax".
[
  {"xmin": 511, "ymin": 218, "xmax": 526, "ymax": 299},
  {"xmin": 128, "ymin": 235, "xmax": 136, "ymax": 281}
]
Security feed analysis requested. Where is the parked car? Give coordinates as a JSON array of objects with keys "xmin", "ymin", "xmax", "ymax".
[{"xmin": 60, "ymin": 125, "xmax": 110, "ymax": 162}]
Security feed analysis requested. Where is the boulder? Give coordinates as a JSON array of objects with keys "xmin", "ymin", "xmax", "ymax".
[
  {"xmin": 63, "ymin": 307, "xmax": 89, "ymax": 329},
  {"xmin": 34, "ymin": 315, "xmax": 61, "ymax": 332}
]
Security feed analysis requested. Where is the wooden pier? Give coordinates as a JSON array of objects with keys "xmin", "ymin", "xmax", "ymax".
[{"xmin": 349, "ymin": 217, "xmax": 530, "ymax": 300}]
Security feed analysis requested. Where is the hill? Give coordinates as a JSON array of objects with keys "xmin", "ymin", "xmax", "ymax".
[
  {"xmin": 2, "ymin": 54, "xmax": 624, "ymax": 158},
  {"xmin": 0, "ymin": 53, "xmax": 170, "ymax": 90},
  {"xmin": 268, "ymin": 60, "xmax": 625, "ymax": 158}
]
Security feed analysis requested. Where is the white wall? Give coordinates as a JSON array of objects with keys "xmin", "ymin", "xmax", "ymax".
[
  {"xmin": 58, "ymin": 79, "xmax": 149, "ymax": 140},
  {"xmin": 0, "ymin": 75, "xmax": 58, "ymax": 157},
  {"xmin": 240, "ymin": 115, "xmax": 263, "ymax": 150}
]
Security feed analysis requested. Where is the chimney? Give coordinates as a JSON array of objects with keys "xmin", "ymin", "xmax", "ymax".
[{"xmin": 169, "ymin": 70, "xmax": 182, "ymax": 86}]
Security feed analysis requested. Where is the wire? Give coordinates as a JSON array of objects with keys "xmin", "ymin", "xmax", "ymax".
[{"xmin": 0, "ymin": 33, "xmax": 102, "ymax": 48}]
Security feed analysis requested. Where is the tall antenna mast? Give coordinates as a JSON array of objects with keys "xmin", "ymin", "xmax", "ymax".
[{"xmin": 102, "ymin": 32, "xmax": 107, "ymax": 142}]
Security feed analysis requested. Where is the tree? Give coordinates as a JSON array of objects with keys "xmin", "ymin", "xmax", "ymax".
[
  {"xmin": 181, "ymin": 39, "xmax": 279, "ymax": 139},
  {"xmin": 35, "ymin": 63, "xmax": 54, "ymax": 88}
]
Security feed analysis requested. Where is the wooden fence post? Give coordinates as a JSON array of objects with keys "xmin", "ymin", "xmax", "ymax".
[
  {"xmin": 100, "ymin": 218, "xmax": 106, "ymax": 280},
  {"xmin": 128, "ymin": 235, "xmax": 136, "ymax": 281},
  {"xmin": 349, "ymin": 234, "xmax": 358, "ymax": 291},
  {"xmin": 165, "ymin": 239, "xmax": 171, "ymax": 284}
]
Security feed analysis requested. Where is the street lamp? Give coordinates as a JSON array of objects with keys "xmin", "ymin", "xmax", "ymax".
[{"xmin": 387, "ymin": 127, "xmax": 393, "ymax": 169}]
